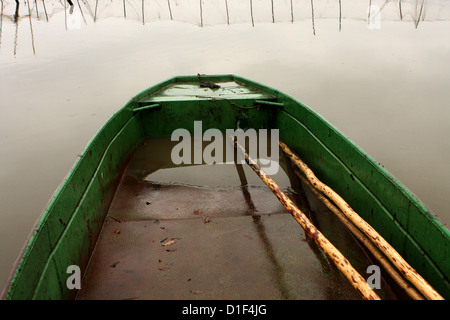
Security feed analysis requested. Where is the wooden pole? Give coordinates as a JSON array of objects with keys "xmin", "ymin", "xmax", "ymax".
[
  {"xmin": 77, "ymin": 0, "xmax": 87, "ymax": 25},
  {"xmin": 250, "ymin": 0, "xmax": 254, "ymax": 27},
  {"xmin": 13, "ymin": 1, "xmax": 18, "ymax": 56},
  {"xmin": 279, "ymin": 140, "xmax": 444, "ymax": 300},
  {"xmin": 26, "ymin": 0, "xmax": 36, "ymax": 54},
  {"xmin": 294, "ymin": 169, "xmax": 424, "ymax": 300},
  {"xmin": 34, "ymin": 0, "xmax": 39, "ymax": 18},
  {"xmin": 0, "ymin": 0, "xmax": 3, "ymax": 49},
  {"xmin": 290, "ymin": 0, "xmax": 293, "ymax": 23},
  {"xmin": 142, "ymin": 0, "xmax": 144, "ymax": 25},
  {"xmin": 414, "ymin": 0, "xmax": 424, "ymax": 29},
  {"xmin": 310, "ymin": 0, "xmax": 315, "ymax": 35},
  {"xmin": 199, "ymin": 0, "xmax": 203, "ymax": 27},
  {"xmin": 231, "ymin": 136, "xmax": 381, "ymax": 300},
  {"xmin": 167, "ymin": 0, "xmax": 173, "ymax": 20},
  {"xmin": 94, "ymin": 0, "xmax": 98, "ymax": 22},
  {"xmin": 225, "ymin": 0, "xmax": 229, "ymax": 25},
  {"xmin": 271, "ymin": 0, "xmax": 274, "ymax": 23},
  {"xmin": 42, "ymin": 0, "xmax": 48, "ymax": 22}
]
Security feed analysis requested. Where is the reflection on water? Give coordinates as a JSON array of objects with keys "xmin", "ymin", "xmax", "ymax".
[
  {"xmin": 1, "ymin": 0, "xmax": 450, "ymax": 55},
  {"xmin": 0, "ymin": 0, "xmax": 449, "ymax": 297}
]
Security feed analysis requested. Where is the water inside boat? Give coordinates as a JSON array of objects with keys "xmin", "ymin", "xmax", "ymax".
[{"xmin": 77, "ymin": 135, "xmax": 402, "ymax": 300}]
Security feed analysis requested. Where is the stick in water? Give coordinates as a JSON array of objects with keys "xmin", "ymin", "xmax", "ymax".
[
  {"xmin": 294, "ymin": 168, "xmax": 424, "ymax": 300},
  {"xmin": 230, "ymin": 135, "xmax": 380, "ymax": 300},
  {"xmin": 279, "ymin": 140, "xmax": 444, "ymax": 300}
]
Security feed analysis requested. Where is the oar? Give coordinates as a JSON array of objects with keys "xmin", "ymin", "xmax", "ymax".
[
  {"xmin": 230, "ymin": 135, "xmax": 380, "ymax": 300},
  {"xmin": 279, "ymin": 140, "xmax": 444, "ymax": 300},
  {"xmin": 294, "ymin": 168, "xmax": 424, "ymax": 300}
]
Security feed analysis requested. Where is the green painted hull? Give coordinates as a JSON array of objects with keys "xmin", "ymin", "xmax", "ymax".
[{"xmin": 2, "ymin": 75, "xmax": 449, "ymax": 299}]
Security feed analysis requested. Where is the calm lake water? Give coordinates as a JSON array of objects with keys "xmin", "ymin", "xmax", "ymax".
[{"xmin": 0, "ymin": 0, "xmax": 449, "ymax": 293}]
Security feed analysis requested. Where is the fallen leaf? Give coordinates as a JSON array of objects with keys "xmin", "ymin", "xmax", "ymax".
[
  {"xmin": 161, "ymin": 238, "xmax": 180, "ymax": 246},
  {"xmin": 190, "ymin": 290, "xmax": 203, "ymax": 295},
  {"xmin": 202, "ymin": 217, "xmax": 211, "ymax": 223}
]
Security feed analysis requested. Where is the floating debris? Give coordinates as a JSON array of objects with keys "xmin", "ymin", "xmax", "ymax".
[
  {"xmin": 109, "ymin": 216, "xmax": 122, "ymax": 223},
  {"xmin": 193, "ymin": 210, "xmax": 203, "ymax": 215},
  {"xmin": 202, "ymin": 217, "xmax": 211, "ymax": 223},
  {"xmin": 190, "ymin": 289, "xmax": 203, "ymax": 295},
  {"xmin": 161, "ymin": 238, "xmax": 181, "ymax": 246}
]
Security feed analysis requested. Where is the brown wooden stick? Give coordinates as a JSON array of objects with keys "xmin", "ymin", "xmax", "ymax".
[
  {"xmin": 294, "ymin": 168, "xmax": 424, "ymax": 300},
  {"xmin": 231, "ymin": 136, "xmax": 380, "ymax": 300},
  {"xmin": 279, "ymin": 140, "xmax": 444, "ymax": 300}
]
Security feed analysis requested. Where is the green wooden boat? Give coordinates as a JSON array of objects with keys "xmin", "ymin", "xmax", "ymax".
[{"xmin": 2, "ymin": 74, "xmax": 449, "ymax": 300}]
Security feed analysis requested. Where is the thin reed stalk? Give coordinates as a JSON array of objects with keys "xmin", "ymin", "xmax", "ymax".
[
  {"xmin": 42, "ymin": 0, "xmax": 48, "ymax": 21},
  {"xmin": 142, "ymin": 0, "xmax": 145, "ymax": 25},
  {"xmin": 199, "ymin": 0, "xmax": 203, "ymax": 27},
  {"xmin": 77, "ymin": 0, "xmax": 87, "ymax": 24},
  {"xmin": 271, "ymin": 0, "xmax": 274, "ymax": 23},
  {"xmin": 290, "ymin": 0, "xmax": 293, "ymax": 23},
  {"xmin": 225, "ymin": 0, "xmax": 229, "ymax": 25},
  {"xmin": 250, "ymin": 0, "xmax": 254, "ymax": 27},
  {"xmin": 168, "ymin": 0, "xmax": 173, "ymax": 20},
  {"xmin": 26, "ymin": 0, "xmax": 36, "ymax": 54},
  {"xmin": 0, "ymin": 0, "xmax": 3, "ymax": 49},
  {"xmin": 399, "ymin": 0, "xmax": 403, "ymax": 20},
  {"xmin": 34, "ymin": 0, "xmax": 39, "ymax": 18},
  {"xmin": 94, "ymin": 0, "xmax": 98, "ymax": 22}
]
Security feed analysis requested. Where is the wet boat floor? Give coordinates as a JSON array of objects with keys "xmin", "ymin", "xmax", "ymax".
[{"xmin": 77, "ymin": 138, "xmax": 399, "ymax": 300}]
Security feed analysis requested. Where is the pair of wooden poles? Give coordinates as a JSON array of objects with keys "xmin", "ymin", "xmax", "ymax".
[{"xmin": 231, "ymin": 136, "xmax": 443, "ymax": 300}]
